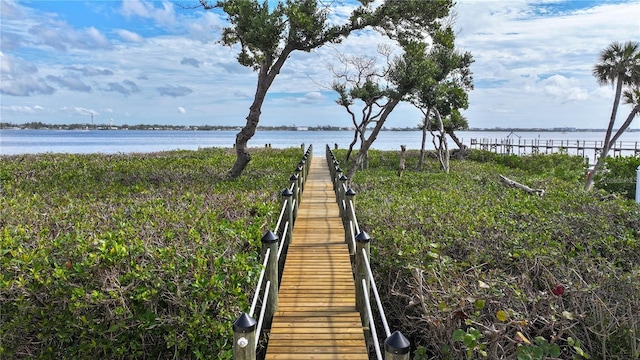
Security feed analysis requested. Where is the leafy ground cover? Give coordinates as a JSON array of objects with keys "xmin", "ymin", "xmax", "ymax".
[
  {"xmin": 341, "ymin": 149, "xmax": 640, "ymax": 360},
  {"xmin": 0, "ymin": 147, "xmax": 301, "ymax": 359}
]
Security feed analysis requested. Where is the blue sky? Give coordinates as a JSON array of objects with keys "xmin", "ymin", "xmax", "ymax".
[{"xmin": 1, "ymin": 0, "xmax": 639, "ymax": 129}]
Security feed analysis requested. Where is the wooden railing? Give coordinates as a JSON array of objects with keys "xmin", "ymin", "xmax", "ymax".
[
  {"xmin": 231, "ymin": 145, "xmax": 312, "ymax": 360},
  {"xmin": 326, "ymin": 145, "xmax": 412, "ymax": 360},
  {"xmin": 469, "ymin": 138, "xmax": 640, "ymax": 161}
]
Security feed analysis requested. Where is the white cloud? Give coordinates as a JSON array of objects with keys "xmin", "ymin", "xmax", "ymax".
[
  {"xmin": 177, "ymin": 106, "xmax": 186, "ymax": 114},
  {"xmin": 121, "ymin": 0, "xmax": 176, "ymax": 27},
  {"xmin": 1, "ymin": 105, "xmax": 44, "ymax": 114},
  {"xmin": 539, "ymin": 75, "xmax": 589, "ymax": 102},
  {"xmin": 61, "ymin": 107, "xmax": 98, "ymax": 116},
  {"xmin": 115, "ymin": 29, "xmax": 145, "ymax": 43}
]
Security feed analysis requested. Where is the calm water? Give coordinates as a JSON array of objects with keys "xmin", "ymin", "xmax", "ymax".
[{"xmin": 1, "ymin": 129, "xmax": 638, "ymax": 156}]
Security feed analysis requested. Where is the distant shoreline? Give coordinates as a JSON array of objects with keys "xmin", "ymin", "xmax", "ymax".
[{"xmin": 2, "ymin": 122, "xmax": 638, "ymax": 132}]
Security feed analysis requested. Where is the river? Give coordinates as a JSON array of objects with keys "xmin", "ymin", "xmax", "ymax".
[{"xmin": 1, "ymin": 129, "xmax": 638, "ymax": 157}]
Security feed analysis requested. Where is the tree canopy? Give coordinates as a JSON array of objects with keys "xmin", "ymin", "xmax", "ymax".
[{"xmin": 197, "ymin": 0, "xmax": 454, "ymax": 178}]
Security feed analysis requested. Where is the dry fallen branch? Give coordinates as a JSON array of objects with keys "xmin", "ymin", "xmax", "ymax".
[{"xmin": 498, "ymin": 174, "xmax": 545, "ymax": 196}]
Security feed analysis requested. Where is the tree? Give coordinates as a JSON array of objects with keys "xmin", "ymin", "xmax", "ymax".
[
  {"xmin": 413, "ymin": 41, "xmax": 473, "ymax": 171},
  {"xmin": 344, "ymin": 40, "xmax": 440, "ymax": 180},
  {"xmin": 199, "ymin": 0, "xmax": 453, "ymax": 178},
  {"xmin": 331, "ymin": 46, "xmax": 393, "ymax": 165},
  {"xmin": 585, "ymin": 40, "xmax": 640, "ymax": 190}
]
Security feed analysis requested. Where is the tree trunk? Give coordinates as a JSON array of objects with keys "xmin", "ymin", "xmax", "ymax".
[
  {"xmin": 418, "ymin": 126, "xmax": 427, "ymax": 169},
  {"xmin": 358, "ymin": 127, "xmax": 368, "ymax": 170},
  {"xmin": 447, "ymin": 129, "xmax": 466, "ymax": 150},
  {"xmin": 602, "ymin": 78, "xmax": 624, "ymax": 152},
  {"xmin": 585, "ymin": 103, "xmax": 640, "ymax": 190},
  {"xmin": 584, "ymin": 77, "xmax": 627, "ymax": 190},
  {"xmin": 447, "ymin": 129, "xmax": 467, "ymax": 159},
  {"xmin": 346, "ymin": 128, "xmax": 358, "ymax": 162},
  {"xmin": 345, "ymin": 108, "xmax": 359, "ymax": 162},
  {"xmin": 418, "ymin": 107, "xmax": 431, "ymax": 170},
  {"xmin": 228, "ymin": 49, "xmax": 292, "ymax": 178},
  {"xmin": 347, "ymin": 99, "xmax": 400, "ymax": 180},
  {"xmin": 430, "ymin": 108, "xmax": 449, "ymax": 173}
]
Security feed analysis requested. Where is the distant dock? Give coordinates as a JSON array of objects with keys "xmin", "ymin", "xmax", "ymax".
[{"xmin": 469, "ymin": 138, "xmax": 640, "ymax": 164}]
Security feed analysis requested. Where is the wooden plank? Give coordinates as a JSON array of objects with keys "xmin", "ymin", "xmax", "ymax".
[
  {"xmin": 267, "ymin": 346, "xmax": 367, "ymax": 354},
  {"xmin": 266, "ymin": 354, "xmax": 368, "ymax": 360},
  {"xmin": 265, "ymin": 156, "xmax": 367, "ymax": 359},
  {"xmin": 269, "ymin": 333, "xmax": 366, "ymax": 341}
]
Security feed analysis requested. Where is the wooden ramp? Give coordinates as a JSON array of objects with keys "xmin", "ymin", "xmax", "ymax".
[{"xmin": 265, "ymin": 156, "xmax": 368, "ymax": 359}]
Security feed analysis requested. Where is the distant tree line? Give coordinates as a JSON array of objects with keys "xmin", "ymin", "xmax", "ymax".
[{"xmin": 0, "ymin": 122, "xmax": 362, "ymax": 131}]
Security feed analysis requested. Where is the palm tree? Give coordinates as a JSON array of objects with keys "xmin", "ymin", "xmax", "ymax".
[{"xmin": 585, "ymin": 40, "xmax": 640, "ymax": 190}]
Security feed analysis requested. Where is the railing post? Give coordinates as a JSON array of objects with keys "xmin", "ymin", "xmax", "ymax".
[
  {"xmin": 290, "ymin": 174, "xmax": 299, "ymax": 218},
  {"xmin": 330, "ymin": 161, "xmax": 339, "ymax": 182},
  {"xmin": 304, "ymin": 152, "xmax": 312, "ymax": 174},
  {"xmin": 337, "ymin": 175, "xmax": 347, "ymax": 218},
  {"xmin": 232, "ymin": 313, "xmax": 257, "ymax": 360},
  {"xmin": 282, "ymin": 188, "xmax": 294, "ymax": 243},
  {"xmin": 344, "ymin": 188, "xmax": 356, "ymax": 255},
  {"xmin": 294, "ymin": 166, "xmax": 303, "ymax": 194},
  {"xmin": 334, "ymin": 167, "xmax": 343, "ymax": 193},
  {"xmin": 326, "ymin": 145, "xmax": 331, "ymax": 167},
  {"xmin": 261, "ymin": 231, "xmax": 279, "ymax": 325},
  {"xmin": 296, "ymin": 165, "xmax": 304, "ymax": 192},
  {"xmin": 355, "ymin": 231, "xmax": 371, "ymax": 329},
  {"xmin": 385, "ymin": 331, "xmax": 411, "ymax": 360},
  {"xmin": 298, "ymin": 159, "xmax": 306, "ymax": 188}
]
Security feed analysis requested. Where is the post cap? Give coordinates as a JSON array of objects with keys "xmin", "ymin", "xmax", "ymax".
[
  {"xmin": 261, "ymin": 230, "xmax": 279, "ymax": 243},
  {"xmin": 233, "ymin": 313, "xmax": 257, "ymax": 332},
  {"xmin": 295, "ymin": 166, "xmax": 302, "ymax": 173},
  {"xmin": 345, "ymin": 188, "xmax": 356, "ymax": 197},
  {"xmin": 384, "ymin": 331, "xmax": 410, "ymax": 354},
  {"xmin": 290, "ymin": 174, "xmax": 298, "ymax": 181},
  {"xmin": 339, "ymin": 175, "xmax": 348, "ymax": 182},
  {"xmin": 282, "ymin": 188, "xmax": 293, "ymax": 197},
  {"xmin": 355, "ymin": 231, "xmax": 371, "ymax": 243},
  {"xmin": 336, "ymin": 167, "xmax": 343, "ymax": 173}
]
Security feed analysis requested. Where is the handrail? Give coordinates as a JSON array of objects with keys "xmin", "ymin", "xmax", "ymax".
[
  {"xmin": 362, "ymin": 278, "xmax": 383, "ymax": 360},
  {"xmin": 325, "ymin": 144, "xmax": 411, "ymax": 360},
  {"xmin": 254, "ymin": 280, "xmax": 270, "ymax": 351},
  {"xmin": 231, "ymin": 145, "xmax": 313, "ymax": 360},
  {"xmin": 274, "ymin": 201, "xmax": 287, "ymax": 237},
  {"xmin": 249, "ymin": 248, "xmax": 271, "ymax": 317},
  {"xmin": 361, "ymin": 247, "xmax": 391, "ymax": 338},
  {"xmin": 276, "ymin": 221, "xmax": 289, "ymax": 261}
]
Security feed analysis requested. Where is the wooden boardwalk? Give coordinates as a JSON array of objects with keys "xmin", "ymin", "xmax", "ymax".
[{"xmin": 265, "ymin": 156, "xmax": 368, "ymax": 359}]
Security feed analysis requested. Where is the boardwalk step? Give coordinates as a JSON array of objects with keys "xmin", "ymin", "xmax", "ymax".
[{"xmin": 265, "ymin": 155, "xmax": 368, "ymax": 360}]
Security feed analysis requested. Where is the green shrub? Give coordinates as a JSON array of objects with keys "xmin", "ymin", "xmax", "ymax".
[
  {"xmin": 595, "ymin": 155, "xmax": 640, "ymax": 200},
  {"xmin": 467, "ymin": 149, "xmax": 587, "ymax": 182},
  {"xmin": 337, "ymin": 149, "xmax": 640, "ymax": 360},
  {"xmin": 0, "ymin": 147, "xmax": 302, "ymax": 359}
]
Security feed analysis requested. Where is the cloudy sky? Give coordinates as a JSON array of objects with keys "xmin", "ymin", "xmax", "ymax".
[{"xmin": 1, "ymin": 0, "xmax": 639, "ymax": 129}]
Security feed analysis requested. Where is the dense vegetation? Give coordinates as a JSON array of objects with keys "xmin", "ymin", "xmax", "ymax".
[
  {"xmin": 0, "ymin": 148, "xmax": 302, "ymax": 359},
  {"xmin": 341, "ymin": 149, "xmax": 639, "ymax": 359},
  {"xmin": 595, "ymin": 155, "xmax": 640, "ymax": 200}
]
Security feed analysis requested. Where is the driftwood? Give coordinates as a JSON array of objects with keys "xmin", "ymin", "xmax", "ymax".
[
  {"xmin": 398, "ymin": 145, "xmax": 407, "ymax": 178},
  {"xmin": 498, "ymin": 175, "xmax": 545, "ymax": 196},
  {"xmin": 596, "ymin": 193, "xmax": 618, "ymax": 201}
]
